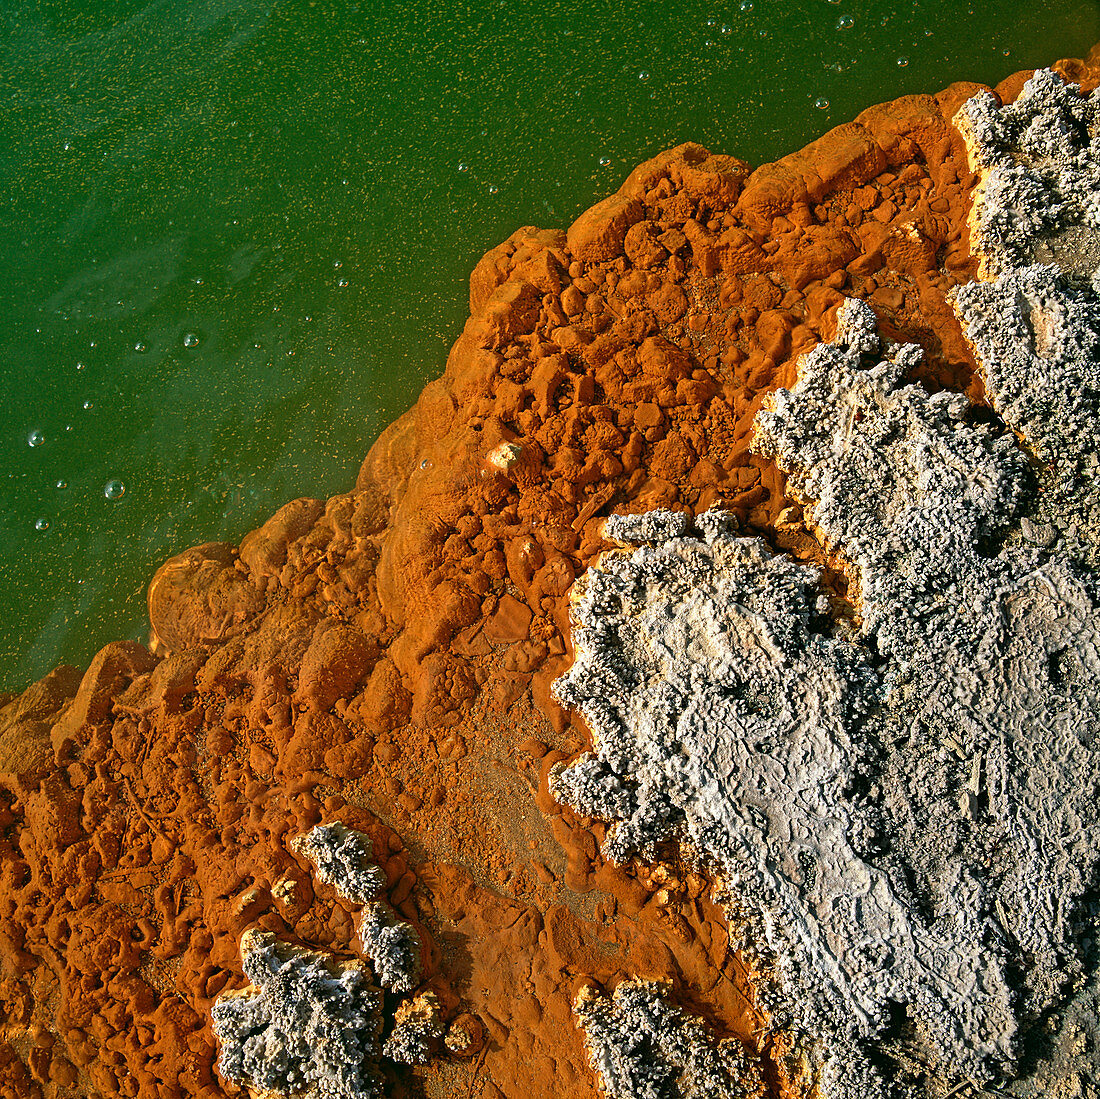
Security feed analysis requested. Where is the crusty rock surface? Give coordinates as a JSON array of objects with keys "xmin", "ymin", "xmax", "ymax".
[
  {"xmin": 212, "ymin": 822, "xmax": 430, "ymax": 1096},
  {"xmin": 296, "ymin": 822, "xmax": 423, "ymax": 995},
  {"xmin": 210, "ymin": 930, "xmax": 382, "ymax": 1099},
  {"xmin": 553, "ymin": 299, "xmax": 1100, "ymax": 1095},
  {"xmin": 955, "ymin": 67, "xmax": 1100, "ymax": 279},
  {"xmin": 953, "ymin": 69, "xmax": 1100, "ymax": 574},
  {"xmin": 293, "ymin": 822, "xmax": 386, "ymax": 906},
  {"xmin": 382, "ymin": 992, "xmax": 444, "ymax": 1066},
  {"xmin": 6, "ymin": 47, "xmax": 1100, "ymax": 1099},
  {"xmin": 572, "ymin": 980, "xmax": 763, "ymax": 1099}
]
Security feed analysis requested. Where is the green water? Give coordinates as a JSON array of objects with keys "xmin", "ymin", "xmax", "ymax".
[{"xmin": 2, "ymin": 0, "xmax": 1098, "ymax": 692}]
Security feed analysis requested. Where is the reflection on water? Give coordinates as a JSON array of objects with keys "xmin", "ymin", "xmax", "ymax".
[{"xmin": 2, "ymin": 0, "xmax": 1099, "ymax": 690}]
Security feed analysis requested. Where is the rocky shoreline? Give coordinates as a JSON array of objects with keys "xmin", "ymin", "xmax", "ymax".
[{"xmin": 2, "ymin": 45, "xmax": 1100, "ymax": 1099}]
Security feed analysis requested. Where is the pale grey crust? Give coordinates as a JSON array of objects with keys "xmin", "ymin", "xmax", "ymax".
[
  {"xmin": 359, "ymin": 900, "xmax": 422, "ymax": 995},
  {"xmin": 382, "ymin": 992, "xmax": 444, "ymax": 1066},
  {"xmin": 954, "ymin": 68, "xmax": 1100, "ymax": 281},
  {"xmin": 210, "ymin": 929, "xmax": 384, "ymax": 1099},
  {"xmin": 212, "ymin": 823, "xmax": 426, "ymax": 1095},
  {"xmin": 292, "ymin": 822, "xmax": 387, "ymax": 906},
  {"xmin": 573, "ymin": 979, "xmax": 763, "ymax": 1099},
  {"xmin": 552, "ymin": 298, "xmax": 1100, "ymax": 1097}
]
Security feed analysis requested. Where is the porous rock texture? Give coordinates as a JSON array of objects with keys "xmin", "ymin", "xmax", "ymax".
[
  {"xmin": 572, "ymin": 979, "xmax": 763, "ymax": 1099},
  {"xmin": 954, "ymin": 70, "xmax": 1100, "ymax": 572},
  {"xmin": 292, "ymin": 822, "xmax": 387, "ymax": 906},
  {"xmin": 2, "ymin": 44, "xmax": 1100, "ymax": 1099},
  {"xmin": 210, "ymin": 931, "xmax": 382, "ymax": 1099},
  {"xmin": 382, "ymin": 992, "xmax": 444, "ymax": 1066},
  {"xmin": 954, "ymin": 66, "xmax": 1100, "ymax": 279},
  {"xmin": 554, "ymin": 295, "xmax": 1100, "ymax": 1094},
  {"xmin": 212, "ymin": 822, "xmax": 428, "ymax": 1096}
]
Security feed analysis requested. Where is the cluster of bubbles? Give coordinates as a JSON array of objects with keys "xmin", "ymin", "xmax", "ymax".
[{"xmin": 32, "ymin": 479, "xmax": 125, "ymax": 532}]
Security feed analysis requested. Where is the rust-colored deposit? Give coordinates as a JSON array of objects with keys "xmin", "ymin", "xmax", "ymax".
[{"xmin": 3, "ymin": 48, "xmax": 1100, "ymax": 1099}]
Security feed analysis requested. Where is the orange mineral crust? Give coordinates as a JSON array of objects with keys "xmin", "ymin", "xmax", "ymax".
[{"xmin": 2, "ymin": 46, "xmax": 1100, "ymax": 1099}]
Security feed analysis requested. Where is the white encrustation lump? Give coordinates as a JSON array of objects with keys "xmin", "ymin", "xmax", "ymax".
[
  {"xmin": 212, "ymin": 823, "xmax": 427, "ymax": 1095},
  {"xmin": 294, "ymin": 822, "xmax": 422, "ymax": 994},
  {"xmin": 382, "ymin": 992, "xmax": 445, "ymax": 1065},
  {"xmin": 552, "ymin": 299, "xmax": 1100, "ymax": 1097},
  {"xmin": 954, "ymin": 67, "xmax": 1100, "ymax": 279},
  {"xmin": 573, "ymin": 980, "xmax": 764, "ymax": 1099},
  {"xmin": 211, "ymin": 930, "xmax": 383, "ymax": 1099},
  {"xmin": 292, "ymin": 822, "xmax": 387, "ymax": 905},
  {"xmin": 359, "ymin": 900, "xmax": 422, "ymax": 995},
  {"xmin": 952, "ymin": 69, "xmax": 1100, "ymax": 567}
]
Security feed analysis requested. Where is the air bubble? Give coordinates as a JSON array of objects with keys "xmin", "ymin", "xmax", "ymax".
[
  {"xmin": 183, "ymin": 332, "xmax": 199, "ymax": 348},
  {"xmin": 457, "ymin": 162, "xmax": 469, "ymax": 172},
  {"xmin": 599, "ymin": 156, "xmax": 611, "ymax": 166},
  {"xmin": 420, "ymin": 459, "xmax": 432, "ymax": 470},
  {"xmin": 27, "ymin": 430, "xmax": 44, "ymax": 447},
  {"xmin": 104, "ymin": 480, "xmax": 125, "ymax": 500},
  {"xmin": 814, "ymin": 97, "xmax": 831, "ymax": 110},
  {"xmin": 739, "ymin": 0, "xmax": 752, "ymax": 10},
  {"xmin": 76, "ymin": 361, "xmax": 85, "ymax": 371},
  {"xmin": 488, "ymin": 183, "xmax": 499, "ymax": 194},
  {"xmin": 134, "ymin": 341, "xmax": 146, "ymax": 352},
  {"xmin": 34, "ymin": 518, "xmax": 49, "ymax": 531},
  {"xmin": 55, "ymin": 479, "xmax": 68, "ymax": 490},
  {"xmin": 82, "ymin": 400, "xmax": 94, "ymax": 410},
  {"xmin": 337, "ymin": 277, "xmax": 349, "ymax": 287},
  {"xmin": 638, "ymin": 71, "xmax": 650, "ymax": 81},
  {"xmin": 720, "ymin": 23, "xmax": 731, "ymax": 33},
  {"xmin": 897, "ymin": 55, "xmax": 909, "ymax": 67},
  {"xmin": 836, "ymin": 15, "xmax": 854, "ymax": 29}
]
